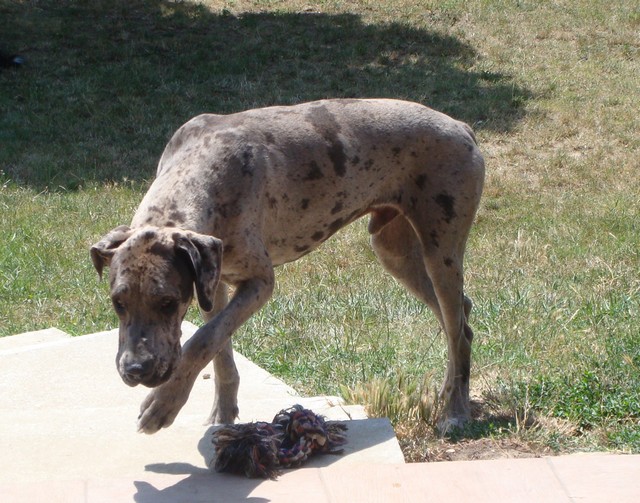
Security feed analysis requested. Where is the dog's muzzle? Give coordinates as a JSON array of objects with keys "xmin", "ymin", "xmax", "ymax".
[
  {"xmin": 119, "ymin": 354, "xmax": 176, "ymax": 388},
  {"xmin": 117, "ymin": 325, "xmax": 182, "ymax": 387},
  {"xmin": 122, "ymin": 358, "xmax": 153, "ymax": 383}
]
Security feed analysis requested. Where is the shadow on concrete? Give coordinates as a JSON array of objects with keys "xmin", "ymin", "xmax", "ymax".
[
  {"xmin": 135, "ymin": 427, "xmax": 265, "ymax": 502},
  {"xmin": 1, "ymin": 0, "xmax": 530, "ymax": 189},
  {"xmin": 134, "ymin": 473, "xmax": 268, "ymax": 503}
]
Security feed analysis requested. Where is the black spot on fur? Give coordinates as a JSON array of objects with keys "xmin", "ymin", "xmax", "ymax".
[
  {"xmin": 167, "ymin": 135, "xmax": 183, "ymax": 155},
  {"xmin": 331, "ymin": 201, "xmax": 343, "ymax": 215},
  {"xmin": 351, "ymin": 155, "xmax": 360, "ymax": 165},
  {"xmin": 241, "ymin": 147, "xmax": 254, "ymax": 177},
  {"xmin": 215, "ymin": 199, "xmax": 242, "ymax": 219},
  {"xmin": 326, "ymin": 210, "xmax": 361, "ymax": 237},
  {"xmin": 312, "ymin": 231, "xmax": 324, "ymax": 241},
  {"xmin": 169, "ymin": 210, "xmax": 186, "ymax": 223},
  {"xmin": 264, "ymin": 132, "xmax": 275, "ymax": 144},
  {"xmin": 140, "ymin": 229, "xmax": 157, "ymax": 242},
  {"xmin": 435, "ymin": 193, "xmax": 457, "ymax": 223},
  {"xmin": 363, "ymin": 159, "xmax": 375, "ymax": 171},
  {"xmin": 294, "ymin": 244, "xmax": 310, "ymax": 253},
  {"xmin": 430, "ymin": 230, "xmax": 440, "ymax": 248},
  {"xmin": 349, "ymin": 210, "xmax": 361, "ymax": 222},
  {"xmin": 392, "ymin": 146, "xmax": 402, "ymax": 156},
  {"xmin": 301, "ymin": 199, "xmax": 310, "ymax": 210},
  {"xmin": 444, "ymin": 257, "xmax": 453, "ymax": 267},
  {"xmin": 415, "ymin": 174, "xmax": 427, "ymax": 189},
  {"xmin": 306, "ymin": 105, "xmax": 347, "ymax": 177},
  {"xmin": 328, "ymin": 217, "xmax": 345, "ymax": 235},
  {"xmin": 149, "ymin": 242, "xmax": 171, "ymax": 257},
  {"xmin": 216, "ymin": 205, "xmax": 227, "ymax": 219},
  {"xmin": 303, "ymin": 161, "xmax": 324, "ymax": 181},
  {"xmin": 328, "ymin": 141, "xmax": 347, "ymax": 177}
]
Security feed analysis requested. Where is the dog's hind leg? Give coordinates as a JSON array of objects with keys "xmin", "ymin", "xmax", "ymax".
[
  {"xmin": 199, "ymin": 282, "xmax": 240, "ymax": 424},
  {"xmin": 370, "ymin": 208, "xmax": 475, "ymax": 433},
  {"xmin": 371, "ymin": 212, "xmax": 445, "ymax": 324},
  {"xmin": 370, "ymin": 211, "xmax": 473, "ymax": 321},
  {"xmin": 415, "ymin": 205, "xmax": 478, "ymax": 433}
]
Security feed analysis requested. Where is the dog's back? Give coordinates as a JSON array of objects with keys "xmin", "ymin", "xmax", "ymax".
[{"xmin": 133, "ymin": 99, "xmax": 483, "ymax": 267}]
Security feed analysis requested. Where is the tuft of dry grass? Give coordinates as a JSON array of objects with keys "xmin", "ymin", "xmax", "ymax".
[{"xmin": 341, "ymin": 371, "xmax": 443, "ymax": 427}]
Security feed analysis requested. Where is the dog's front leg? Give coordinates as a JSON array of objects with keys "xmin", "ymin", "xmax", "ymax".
[
  {"xmin": 137, "ymin": 274, "xmax": 275, "ymax": 434},
  {"xmin": 200, "ymin": 283, "xmax": 240, "ymax": 425},
  {"xmin": 208, "ymin": 338, "xmax": 239, "ymax": 424}
]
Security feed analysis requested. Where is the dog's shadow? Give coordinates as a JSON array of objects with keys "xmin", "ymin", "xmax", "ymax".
[
  {"xmin": 133, "ymin": 468, "xmax": 268, "ymax": 503},
  {"xmin": 134, "ymin": 474, "xmax": 268, "ymax": 503},
  {"xmin": 134, "ymin": 425, "xmax": 268, "ymax": 502}
]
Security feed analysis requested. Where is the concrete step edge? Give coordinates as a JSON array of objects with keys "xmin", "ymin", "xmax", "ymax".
[{"xmin": 0, "ymin": 328, "xmax": 73, "ymax": 355}]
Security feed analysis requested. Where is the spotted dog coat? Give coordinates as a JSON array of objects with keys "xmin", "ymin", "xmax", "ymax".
[{"xmin": 90, "ymin": 99, "xmax": 485, "ymax": 434}]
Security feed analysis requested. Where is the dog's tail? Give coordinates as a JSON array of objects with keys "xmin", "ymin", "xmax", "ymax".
[{"xmin": 461, "ymin": 122, "xmax": 478, "ymax": 145}]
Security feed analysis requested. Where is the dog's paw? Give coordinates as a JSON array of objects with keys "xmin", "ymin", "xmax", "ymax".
[
  {"xmin": 208, "ymin": 402, "xmax": 239, "ymax": 425},
  {"xmin": 137, "ymin": 385, "xmax": 188, "ymax": 434}
]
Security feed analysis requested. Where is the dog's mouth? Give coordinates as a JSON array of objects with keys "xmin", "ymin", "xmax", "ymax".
[
  {"xmin": 122, "ymin": 370, "xmax": 172, "ymax": 388},
  {"xmin": 120, "ymin": 359, "xmax": 176, "ymax": 388}
]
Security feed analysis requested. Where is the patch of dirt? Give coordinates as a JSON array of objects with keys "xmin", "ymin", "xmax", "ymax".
[
  {"xmin": 395, "ymin": 398, "xmax": 558, "ymax": 463},
  {"xmin": 397, "ymin": 420, "xmax": 551, "ymax": 463},
  {"xmin": 420, "ymin": 437, "xmax": 552, "ymax": 463},
  {"xmin": 398, "ymin": 424, "xmax": 553, "ymax": 463}
]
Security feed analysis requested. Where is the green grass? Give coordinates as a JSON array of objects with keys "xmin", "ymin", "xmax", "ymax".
[{"xmin": 1, "ymin": 0, "xmax": 639, "ymax": 458}]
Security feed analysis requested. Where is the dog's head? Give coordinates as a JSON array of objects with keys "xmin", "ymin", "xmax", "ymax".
[{"xmin": 90, "ymin": 226, "xmax": 222, "ymax": 387}]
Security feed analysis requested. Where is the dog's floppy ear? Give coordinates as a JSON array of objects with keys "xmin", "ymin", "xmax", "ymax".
[
  {"xmin": 174, "ymin": 231, "xmax": 223, "ymax": 312},
  {"xmin": 90, "ymin": 226, "xmax": 133, "ymax": 279}
]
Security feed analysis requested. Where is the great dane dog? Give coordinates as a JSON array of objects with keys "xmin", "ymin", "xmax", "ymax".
[{"xmin": 90, "ymin": 99, "xmax": 484, "ymax": 434}]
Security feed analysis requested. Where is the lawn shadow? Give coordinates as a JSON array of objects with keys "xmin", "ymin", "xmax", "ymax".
[{"xmin": 1, "ymin": 0, "xmax": 530, "ymax": 189}]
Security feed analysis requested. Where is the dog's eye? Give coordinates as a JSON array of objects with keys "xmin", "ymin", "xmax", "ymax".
[
  {"xmin": 159, "ymin": 298, "xmax": 178, "ymax": 313},
  {"xmin": 112, "ymin": 299, "xmax": 126, "ymax": 314}
]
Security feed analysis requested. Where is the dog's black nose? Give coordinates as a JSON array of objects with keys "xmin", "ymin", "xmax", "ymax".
[{"xmin": 124, "ymin": 360, "xmax": 153, "ymax": 377}]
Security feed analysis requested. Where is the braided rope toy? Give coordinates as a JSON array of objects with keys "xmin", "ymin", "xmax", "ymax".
[{"xmin": 212, "ymin": 404, "xmax": 348, "ymax": 479}]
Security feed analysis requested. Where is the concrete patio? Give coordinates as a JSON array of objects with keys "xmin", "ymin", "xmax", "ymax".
[{"xmin": 0, "ymin": 322, "xmax": 638, "ymax": 502}]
